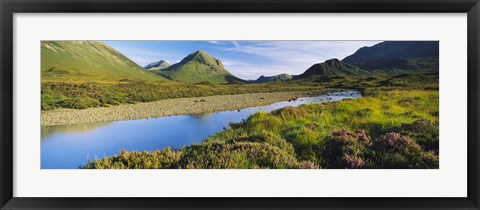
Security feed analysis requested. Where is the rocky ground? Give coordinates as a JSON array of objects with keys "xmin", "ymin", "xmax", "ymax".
[{"xmin": 41, "ymin": 90, "xmax": 328, "ymax": 127}]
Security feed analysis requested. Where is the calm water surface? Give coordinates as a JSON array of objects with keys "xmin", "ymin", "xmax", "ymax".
[{"xmin": 41, "ymin": 90, "xmax": 361, "ymax": 169}]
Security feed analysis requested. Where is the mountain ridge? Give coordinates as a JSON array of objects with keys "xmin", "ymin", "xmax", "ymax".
[
  {"xmin": 294, "ymin": 58, "xmax": 370, "ymax": 80},
  {"xmin": 41, "ymin": 41, "xmax": 167, "ymax": 83},
  {"xmin": 254, "ymin": 73, "xmax": 293, "ymax": 83},
  {"xmin": 341, "ymin": 41, "xmax": 439, "ymax": 73},
  {"xmin": 153, "ymin": 50, "xmax": 243, "ymax": 84},
  {"xmin": 342, "ymin": 41, "xmax": 439, "ymax": 63},
  {"xmin": 144, "ymin": 60, "xmax": 171, "ymax": 70},
  {"xmin": 42, "ymin": 41, "xmax": 440, "ymax": 84}
]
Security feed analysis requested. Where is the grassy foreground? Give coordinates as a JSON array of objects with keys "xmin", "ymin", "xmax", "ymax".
[{"xmin": 83, "ymin": 87, "xmax": 439, "ymax": 169}]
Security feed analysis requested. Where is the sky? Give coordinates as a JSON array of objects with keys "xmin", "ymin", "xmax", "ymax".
[{"xmin": 104, "ymin": 41, "xmax": 381, "ymax": 80}]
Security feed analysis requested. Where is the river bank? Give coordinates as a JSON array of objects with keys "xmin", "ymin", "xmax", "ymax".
[{"xmin": 41, "ymin": 90, "xmax": 331, "ymax": 127}]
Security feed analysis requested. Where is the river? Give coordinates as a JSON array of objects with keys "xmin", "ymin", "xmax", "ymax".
[{"xmin": 41, "ymin": 89, "xmax": 361, "ymax": 169}]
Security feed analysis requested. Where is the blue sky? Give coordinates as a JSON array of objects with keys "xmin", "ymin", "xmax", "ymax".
[{"xmin": 104, "ymin": 41, "xmax": 381, "ymax": 80}]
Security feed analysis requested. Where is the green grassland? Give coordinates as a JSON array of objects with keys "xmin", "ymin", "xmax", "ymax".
[
  {"xmin": 84, "ymin": 87, "xmax": 439, "ymax": 169},
  {"xmin": 41, "ymin": 72, "xmax": 438, "ymax": 111},
  {"xmin": 41, "ymin": 81, "xmax": 324, "ymax": 110}
]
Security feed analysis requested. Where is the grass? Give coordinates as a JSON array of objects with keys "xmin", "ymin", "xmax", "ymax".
[
  {"xmin": 83, "ymin": 87, "xmax": 439, "ymax": 169},
  {"xmin": 42, "ymin": 72, "xmax": 438, "ymax": 111},
  {"xmin": 41, "ymin": 81, "xmax": 325, "ymax": 111}
]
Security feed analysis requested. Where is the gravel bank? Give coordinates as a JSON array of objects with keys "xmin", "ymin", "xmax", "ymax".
[{"xmin": 41, "ymin": 91, "xmax": 327, "ymax": 127}]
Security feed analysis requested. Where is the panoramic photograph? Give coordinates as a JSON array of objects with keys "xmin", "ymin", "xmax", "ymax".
[{"xmin": 41, "ymin": 40, "xmax": 439, "ymax": 169}]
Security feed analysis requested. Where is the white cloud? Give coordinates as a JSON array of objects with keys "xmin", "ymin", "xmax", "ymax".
[
  {"xmin": 111, "ymin": 47, "xmax": 167, "ymax": 66},
  {"xmin": 219, "ymin": 41, "xmax": 380, "ymax": 79},
  {"xmin": 231, "ymin": 41, "xmax": 240, "ymax": 49},
  {"xmin": 129, "ymin": 56, "xmax": 151, "ymax": 66},
  {"xmin": 227, "ymin": 41, "xmax": 378, "ymax": 61},
  {"xmin": 115, "ymin": 47, "xmax": 165, "ymax": 57},
  {"xmin": 222, "ymin": 59, "xmax": 298, "ymax": 80},
  {"xmin": 207, "ymin": 41, "xmax": 228, "ymax": 45}
]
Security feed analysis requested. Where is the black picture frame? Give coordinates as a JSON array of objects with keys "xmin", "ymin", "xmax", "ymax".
[{"xmin": 1, "ymin": 0, "xmax": 479, "ymax": 209}]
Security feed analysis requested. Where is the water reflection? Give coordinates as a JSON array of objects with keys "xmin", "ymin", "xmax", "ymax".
[
  {"xmin": 41, "ymin": 90, "xmax": 361, "ymax": 169},
  {"xmin": 41, "ymin": 122, "xmax": 112, "ymax": 138}
]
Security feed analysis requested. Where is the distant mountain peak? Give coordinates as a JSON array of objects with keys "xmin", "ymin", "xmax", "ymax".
[
  {"xmin": 179, "ymin": 50, "xmax": 225, "ymax": 69},
  {"xmin": 193, "ymin": 50, "xmax": 207, "ymax": 55},
  {"xmin": 254, "ymin": 73, "xmax": 293, "ymax": 83},
  {"xmin": 325, "ymin": 58, "xmax": 341, "ymax": 63},
  {"xmin": 187, "ymin": 50, "xmax": 209, "ymax": 58},
  {"xmin": 144, "ymin": 60, "xmax": 170, "ymax": 70},
  {"xmin": 324, "ymin": 58, "xmax": 343, "ymax": 67},
  {"xmin": 154, "ymin": 50, "xmax": 242, "ymax": 84}
]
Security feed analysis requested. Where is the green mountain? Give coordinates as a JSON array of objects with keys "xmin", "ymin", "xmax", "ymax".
[
  {"xmin": 380, "ymin": 72, "xmax": 439, "ymax": 86},
  {"xmin": 351, "ymin": 57, "xmax": 439, "ymax": 73},
  {"xmin": 254, "ymin": 73, "xmax": 293, "ymax": 83},
  {"xmin": 342, "ymin": 41, "xmax": 439, "ymax": 73},
  {"xmin": 343, "ymin": 41, "xmax": 439, "ymax": 63},
  {"xmin": 144, "ymin": 60, "xmax": 170, "ymax": 70},
  {"xmin": 294, "ymin": 59, "xmax": 371, "ymax": 80},
  {"xmin": 41, "ymin": 41, "xmax": 167, "ymax": 83},
  {"xmin": 153, "ymin": 50, "xmax": 243, "ymax": 84}
]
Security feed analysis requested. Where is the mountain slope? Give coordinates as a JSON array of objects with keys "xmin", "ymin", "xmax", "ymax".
[
  {"xmin": 380, "ymin": 73, "xmax": 439, "ymax": 86},
  {"xmin": 351, "ymin": 57, "xmax": 439, "ymax": 73},
  {"xmin": 144, "ymin": 60, "xmax": 171, "ymax": 70},
  {"xmin": 342, "ymin": 41, "xmax": 439, "ymax": 63},
  {"xmin": 41, "ymin": 41, "xmax": 167, "ymax": 83},
  {"xmin": 342, "ymin": 41, "xmax": 439, "ymax": 73},
  {"xmin": 154, "ymin": 50, "xmax": 243, "ymax": 84},
  {"xmin": 294, "ymin": 59, "xmax": 371, "ymax": 80},
  {"xmin": 254, "ymin": 73, "xmax": 293, "ymax": 83}
]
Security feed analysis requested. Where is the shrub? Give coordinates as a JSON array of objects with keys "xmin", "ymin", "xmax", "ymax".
[
  {"xmin": 273, "ymin": 106, "xmax": 312, "ymax": 120},
  {"xmin": 400, "ymin": 119, "xmax": 439, "ymax": 153},
  {"xmin": 355, "ymin": 108, "xmax": 373, "ymax": 117},
  {"xmin": 228, "ymin": 132, "xmax": 296, "ymax": 155},
  {"xmin": 195, "ymin": 81, "xmax": 214, "ymax": 86},
  {"xmin": 83, "ymin": 147, "xmax": 181, "ymax": 169},
  {"xmin": 322, "ymin": 130, "xmax": 371, "ymax": 169},
  {"xmin": 371, "ymin": 132, "xmax": 438, "ymax": 168},
  {"xmin": 373, "ymin": 132, "xmax": 421, "ymax": 152},
  {"xmin": 177, "ymin": 141, "xmax": 301, "ymax": 169},
  {"xmin": 59, "ymin": 97, "xmax": 101, "ymax": 109},
  {"xmin": 42, "ymin": 81, "xmax": 325, "ymax": 110}
]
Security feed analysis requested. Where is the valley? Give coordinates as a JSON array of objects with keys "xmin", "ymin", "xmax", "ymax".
[{"xmin": 41, "ymin": 40, "xmax": 440, "ymax": 169}]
